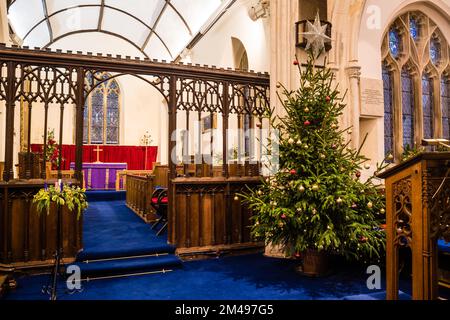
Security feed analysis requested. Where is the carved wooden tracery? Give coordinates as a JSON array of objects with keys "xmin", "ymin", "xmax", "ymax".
[
  {"xmin": 0, "ymin": 44, "xmax": 270, "ymax": 183},
  {"xmin": 423, "ymin": 167, "xmax": 450, "ymax": 242},
  {"xmin": 393, "ymin": 178, "xmax": 413, "ymax": 247}
]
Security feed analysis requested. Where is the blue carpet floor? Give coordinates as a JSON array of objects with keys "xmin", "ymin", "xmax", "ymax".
[
  {"xmin": 5, "ymin": 254, "xmax": 407, "ymax": 300},
  {"xmin": 76, "ymin": 199, "xmax": 175, "ymax": 261},
  {"xmin": 3, "ymin": 194, "xmax": 443, "ymax": 300}
]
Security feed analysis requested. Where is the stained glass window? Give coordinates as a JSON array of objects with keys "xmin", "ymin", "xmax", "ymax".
[
  {"xmin": 402, "ymin": 69, "xmax": 415, "ymax": 148},
  {"xmin": 410, "ymin": 17, "xmax": 419, "ymax": 41},
  {"xmin": 389, "ymin": 28, "xmax": 401, "ymax": 58},
  {"xmin": 83, "ymin": 73, "xmax": 120, "ymax": 145},
  {"xmin": 430, "ymin": 37, "xmax": 441, "ymax": 65},
  {"xmin": 442, "ymin": 77, "xmax": 450, "ymax": 139},
  {"xmin": 383, "ymin": 66, "xmax": 394, "ymax": 159},
  {"xmin": 422, "ymin": 73, "xmax": 434, "ymax": 139}
]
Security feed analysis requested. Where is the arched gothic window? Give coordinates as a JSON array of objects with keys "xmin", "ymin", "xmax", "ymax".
[
  {"xmin": 442, "ymin": 76, "xmax": 450, "ymax": 139},
  {"xmin": 402, "ymin": 69, "xmax": 415, "ymax": 148},
  {"xmin": 382, "ymin": 12, "xmax": 449, "ymax": 161},
  {"xmin": 422, "ymin": 73, "xmax": 434, "ymax": 139},
  {"xmin": 83, "ymin": 73, "xmax": 120, "ymax": 145},
  {"xmin": 383, "ymin": 65, "xmax": 394, "ymax": 158}
]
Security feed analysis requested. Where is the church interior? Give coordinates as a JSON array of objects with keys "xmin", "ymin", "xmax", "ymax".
[{"xmin": 0, "ymin": 0, "xmax": 449, "ymax": 302}]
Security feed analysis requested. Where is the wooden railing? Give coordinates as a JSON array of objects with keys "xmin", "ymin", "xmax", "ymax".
[
  {"xmin": 0, "ymin": 180, "xmax": 82, "ymax": 270},
  {"xmin": 170, "ymin": 176, "xmax": 263, "ymax": 255},
  {"xmin": 115, "ymin": 170, "xmax": 153, "ymax": 191},
  {"xmin": 125, "ymin": 174, "xmax": 156, "ymax": 222}
]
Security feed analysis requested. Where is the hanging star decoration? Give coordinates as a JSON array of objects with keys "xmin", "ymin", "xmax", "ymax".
[{"xmin": 299, "ymin": 12, "xmax": 332, "ymax": 56}]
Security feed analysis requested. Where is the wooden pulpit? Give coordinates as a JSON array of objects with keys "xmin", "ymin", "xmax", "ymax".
[{"xmin": 378, "ymin": 152, "xmax": 450, "ymax": 300}]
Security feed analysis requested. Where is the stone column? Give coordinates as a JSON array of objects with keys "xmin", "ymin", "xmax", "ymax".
[
  {"xmin": 346, "ymin": 63, "xmax": 362, "ymax": 149},
  {"xmin": 270, "ymin": 0, "xmax": 300, "ymax": 117},
  {"xmin": 266, "ymin": 0, "xmax": 300, "ymax": 258}
]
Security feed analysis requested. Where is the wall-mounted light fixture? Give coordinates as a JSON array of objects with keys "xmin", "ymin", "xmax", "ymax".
[
  {"xmin": 249, "ymin": 0, "xmax": 270, "ymax": 21},
  {"xmin": 296, "ymin": 19, "xmax": 332, "ymax": 52}
]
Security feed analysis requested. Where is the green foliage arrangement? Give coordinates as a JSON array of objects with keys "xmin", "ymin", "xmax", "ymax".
[
  {"xmin": 33, "ymin": 183, "xmax": 88, "ymax": 219},
  {"xmin": 241, "ymin": 52, "xmax": 389, "ymax": 263},
  {"xmin": 401, "ymin": 144, "xmax": 424, "ymax": 162}
]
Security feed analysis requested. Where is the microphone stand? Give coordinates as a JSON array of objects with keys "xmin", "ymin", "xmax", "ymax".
[{"xmin": 41, "ymin": 202, "xmax": 62, "ymax": 300}]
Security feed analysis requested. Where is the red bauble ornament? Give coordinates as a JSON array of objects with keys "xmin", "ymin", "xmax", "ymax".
[
  {"xmin": 326, "ymin": 96, "xmax": 331, "ymax": 102},
  {"xmin": 360, "ymin": 236, "xmax": 368, "ymax": 243},
  {"xmin": 281, "ymin": 213, "xmax": 287, "ymax": 219},
  {"xmin": 356, "ymin": 171, "xmax": 361, "ymax": 178},
  {"xmin": 293, "ymin": 60, "xmax": 299, "ymax": 66},
  {"xmin": 290, "ymin": 169, "xmax": 297, "ymax": 175},
  {"xmin": 304, "ymin": 120, "xmax": 311, "ymax": 126},
  {"xmin": 294, "ymin": 252, "xmax": 301, "ymax": 258}
]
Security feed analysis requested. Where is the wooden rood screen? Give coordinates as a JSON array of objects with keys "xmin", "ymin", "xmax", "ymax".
[{"xmin": 0, "ymin": 44, "xmax": 270, "ymax": 267}]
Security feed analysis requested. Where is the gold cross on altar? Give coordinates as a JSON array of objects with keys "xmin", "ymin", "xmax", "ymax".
[{"xmin": 93, "ymin": 145, "xmax": 103, "ymax": 163}]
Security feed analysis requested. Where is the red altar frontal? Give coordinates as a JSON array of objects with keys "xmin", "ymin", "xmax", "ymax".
[{"xmin": 31, "ymin": 144, "xmax": 158, "ymax": 170}]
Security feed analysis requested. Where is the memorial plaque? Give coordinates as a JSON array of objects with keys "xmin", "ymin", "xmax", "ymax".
[{"xmin": 360, "ymin": 78, "xmax": 384, "ymax": 117}]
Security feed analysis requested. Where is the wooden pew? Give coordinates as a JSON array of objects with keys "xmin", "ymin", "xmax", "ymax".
[
  {"xmin": 0, "ymin": 179, "xmax": 82, "ymax": 270},
  {"xmin": 170, "ymin": 176, "xmax": 264, "ymax": 257},
  {"xmin": 125, "ymin": 174, "xmax": 156, "ymax": 222}
]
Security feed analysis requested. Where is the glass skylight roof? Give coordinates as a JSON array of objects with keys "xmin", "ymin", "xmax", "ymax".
[{"xmin": 7, "ymin": 0, "xmax": 223, "ymax": 60}]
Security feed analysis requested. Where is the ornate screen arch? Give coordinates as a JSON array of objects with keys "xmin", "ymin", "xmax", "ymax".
[{"xmin": 382, "ymin": 11, "xmax": 450, "ymax": 161}]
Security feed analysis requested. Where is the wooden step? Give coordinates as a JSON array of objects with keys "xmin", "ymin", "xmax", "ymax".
[{"xmin": 0, "ymin": 274, "xmax": 8, "ymax": 298}]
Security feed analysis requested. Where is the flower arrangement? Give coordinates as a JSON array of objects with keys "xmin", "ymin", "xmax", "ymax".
[
  {"xmin": 43, "ymin": 129, "xmax": 61, "ymax": 169},
  {"xmin": 33, "ymin": 180, "xmax": 88, "ymax": 219}
]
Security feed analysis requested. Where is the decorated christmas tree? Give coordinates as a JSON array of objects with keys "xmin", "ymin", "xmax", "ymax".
[{"xmin": 242, "ymin": 51, "xmax": 387, "ymax": 263}]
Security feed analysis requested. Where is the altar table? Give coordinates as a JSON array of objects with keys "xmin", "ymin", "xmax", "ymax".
[{"xmin": 70, "ymin": 162, "xmax": 127, "ymax": 190}]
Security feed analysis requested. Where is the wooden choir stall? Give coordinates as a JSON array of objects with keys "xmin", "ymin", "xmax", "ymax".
[{"xmin": 379, "ymin": 152, "xmax": 450, "ymax": 300}]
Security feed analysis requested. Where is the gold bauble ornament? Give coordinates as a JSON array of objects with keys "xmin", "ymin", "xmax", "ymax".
[
  {"xmin": 380, "ymin": 208, "xmax": 385, "ymax": 214},
  {"xmin": 367, "ymin": 202, "xmax": 373, "ymax": 209},
  {"xmin": 319, "ymin": 154, "xmax": 326, "ymax": 159},
  {"xmin": 296, "ymin": 140, "xmax": 302, "ymax": 146},
  {"xmin": 234, "ymin": 196, "xmax": 240, "ymax": 201},
  {"xmin": 299, "ymin": 185, "xmax": 305, "ymax": 192},
  {"xmin": 304, "ymin": 107, "xmax": 310, "ymax": 113},
  {"xmin": 336, "ymin": 197, "xmax": 343, "ymax": 204},
  {"xmin": 312, "ymin": 184, "xmax": 319, "ymax": 191}
]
